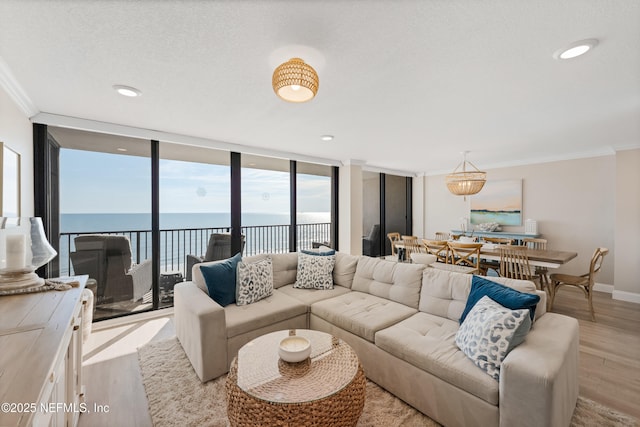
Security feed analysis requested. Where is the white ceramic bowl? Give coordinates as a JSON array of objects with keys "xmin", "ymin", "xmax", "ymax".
[
  {"xmin": 410, "ymin": 253, "xmax": 437, "ymax": 265},
  {"xmin": 278, "ymin": 336, "xmax": 311, "ymax": 363}
]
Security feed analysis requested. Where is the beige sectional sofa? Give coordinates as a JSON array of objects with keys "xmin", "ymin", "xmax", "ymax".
[{"xmin": 174, "ymin": 251, "xmax": 579, "ymax": 427}]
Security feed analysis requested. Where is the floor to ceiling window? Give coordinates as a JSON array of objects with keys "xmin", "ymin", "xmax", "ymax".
[
  {"xmin": 362, "ymin": 171, "xmax": 412, "ymax": 258},
  {"xmin": 241, "ymin": 154, "xmax": 290, "ymax": 254},
  {"xmin": 53, "ymin": 127, "xmax": 153, "ymax": 321},
  {"xmin": 39, "ymin": 125, "xmax": 337, "ymax": 321},
  {"xmin": 296, "ymin": 162, "xmax": 332, "ymax": 250},
  {"xmin": 159, "ymin": 142, "xmax": 231, "ymax": 307}
]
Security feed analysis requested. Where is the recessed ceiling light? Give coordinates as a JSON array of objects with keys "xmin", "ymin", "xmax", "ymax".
[
  {"xmin": 320, "ymin": 135, "xmax": 334, "ymax": 141},
  {"xmin": 113, "ymin": 85, "xmax": 142, "ymax": 97},
  {"xmin": 116, "ymin": 148, "xmax": 128, "ymax": 152},
  {"xmin": 554, "ymin": 39, "xmax": 599, "ymax": 60}
]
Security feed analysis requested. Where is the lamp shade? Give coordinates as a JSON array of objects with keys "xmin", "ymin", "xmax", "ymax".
[
  {"xmin": 0, "ymin": 217, "xmax": 57, "ymax": 289},
  {"xmin": 445, "ymin": 152, "xmax": 486, "ymax": 197},
  {"xmin": 272, "ymin": 58, "xmax": 319, "ymax": 103}
]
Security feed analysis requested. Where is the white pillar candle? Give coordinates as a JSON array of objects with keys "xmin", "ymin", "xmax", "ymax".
[{"xmin": 6, "ymin": 234, "xmax": 26, "ymax": 270}]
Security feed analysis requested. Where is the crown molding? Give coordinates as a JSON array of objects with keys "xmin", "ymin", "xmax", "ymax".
[
  {"xmin": 361, "ymin": 164, "xmax": 417, "ymax": 177},
  {"xmin": 423, "ymin": 147, "xmax": 617, "ymax": 176},
  {"xmin": 30, "ymin": 112, "xmax": 342, "ymax": 167},
  {"xmin": 0, "ymin": 56, "xmax": 38, "ymax": 118}
]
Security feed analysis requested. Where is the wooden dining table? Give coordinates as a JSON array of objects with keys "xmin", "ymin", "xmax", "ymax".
[
  {"xmin": 394, "ymin": 243, "xmax": 577, "ymax": 269},
  {"xmin": 476, "ymin": 246, "xmax": 577, "ymax": 269}
]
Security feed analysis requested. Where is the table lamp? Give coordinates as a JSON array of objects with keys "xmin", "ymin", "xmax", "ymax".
[{"xmin": 0, "ymin": 217, "xmax": 57, "ymax": 290}]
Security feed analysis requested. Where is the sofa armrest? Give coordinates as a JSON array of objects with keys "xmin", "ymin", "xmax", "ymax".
[
  {"xmin": 174, "ymin": 281, "xmax": 228, "ymax": 382},
  {"xmin": 499, "ymin": 312, "xmax": 579, "ymax": 427},
  {"xmin": 185, "ymin": 254, "xmax": 205, "ymax": 281}
]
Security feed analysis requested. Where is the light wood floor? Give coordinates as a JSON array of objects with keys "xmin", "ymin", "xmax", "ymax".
[{"xmin": 77, "ymin": 289, "xmax": 640, "ymax": 426}]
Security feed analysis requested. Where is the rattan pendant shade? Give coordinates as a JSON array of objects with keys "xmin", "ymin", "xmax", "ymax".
[
  {"xmin": 272, "ymin": 58, "xmax": 319, "ymax": 103},
  {"xmin": 445, "ymin": 152, "xmax": 487, "ymax": 196}
]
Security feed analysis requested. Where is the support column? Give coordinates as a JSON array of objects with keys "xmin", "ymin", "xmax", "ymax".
[{"xmin": 338, "ymin": 160, "xmax": 364, "ymax": 255}]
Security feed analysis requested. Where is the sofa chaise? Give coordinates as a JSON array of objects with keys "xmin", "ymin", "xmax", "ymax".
[{"xmin": 174, "ymin": 251, "xmax": 579, "ymax": 427}]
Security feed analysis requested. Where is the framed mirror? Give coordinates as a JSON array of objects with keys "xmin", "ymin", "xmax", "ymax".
[{"xmin": 0, "ymin": 142, "xmax": 21, "ymax": 217}]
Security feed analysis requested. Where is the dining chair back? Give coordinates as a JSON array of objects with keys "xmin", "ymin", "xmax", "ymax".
[
  {"xmin": 548, "ymin": 247, "xmax": 609, "ymax": 321},
  {"xmin": 387, "ymin": 232, "xmax": 401, "ymax": 256},
  {"xmin": 401, "ymin": 235, "xmax": 424, "ymax": 260},
  {"xmin": 423, "ymin": 239, "xmax": 449, "ymax": 264},
  {"xmin": 523, "ymin": 238, "xmax": 547, "ymax": 250},
  {"xmin": 523, "ymin": 238, "xmax": 549, "ymax": 286},
  {"xmin": 434, "ymin": 231, "xmax": 450, "ymax": 241},
  {"xmin": 447, "ymin": 241, "xmax": 483, "ymax": 274},
  {"xmin": 498, "ymin": 245, "xmax": 540, "ymax": 288}
]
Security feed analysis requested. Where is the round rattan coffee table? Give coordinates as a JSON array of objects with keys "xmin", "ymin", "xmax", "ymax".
[{"xmin": 226, "ymin": 329, "xmax": 366, "ymax": 427}]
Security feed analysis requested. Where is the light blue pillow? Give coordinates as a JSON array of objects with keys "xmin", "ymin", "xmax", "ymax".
[
  {"xmin": 460, "ymin": 275, "xmax": 540, "ymax": 324},
  {"xmin": 301, "ymin": 248, "xmax": 336, "ymax": 256},
  {"xmin": 199, "ymin": 253, "xmax": 242, "ymax": 307},
  {"xmin": 455, "ymin": 296, "xmax": 531, "ymax": 381}
]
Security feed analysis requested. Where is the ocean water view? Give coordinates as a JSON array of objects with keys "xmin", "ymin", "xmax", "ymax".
[
  {"xmin": 61, "ymin": 212, "xmax": 330, "ymax": 233},
  {"xmin": 58, "ymin": 212, "xmax": 331, "ymax": 276}
]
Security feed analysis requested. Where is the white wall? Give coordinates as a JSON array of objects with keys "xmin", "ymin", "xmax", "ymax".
[
  {"xmin": 614, "ymin": 148, "xmax": 640, "ymax": 302},
  {"xmin": 0, "ymin": 85, "xmax": 33, "ymax": 216},
  {"xmin": 339, "ymin": 163, "xmax": 363, "ymax": 255},
  {"xmin": 422, "ymin": 156, "xmax": 618, "ymax": 287}
]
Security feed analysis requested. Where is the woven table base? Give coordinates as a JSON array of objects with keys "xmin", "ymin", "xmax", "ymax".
[{"xmin": 226, "ymin": 360, "xmax": 366, "ymax": 427}]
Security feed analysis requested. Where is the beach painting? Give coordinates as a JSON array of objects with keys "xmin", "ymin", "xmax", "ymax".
[{"xmin": 470, "ymin": 180, "xmax": 522, "ymax": 226}]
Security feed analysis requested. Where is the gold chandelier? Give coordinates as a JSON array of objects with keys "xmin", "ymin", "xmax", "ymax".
[
  {"xmin": 445, "ymin": 151, "xmax": 486, "ymax": 197},
  {"xmin": 272, "ymin": 58, "xmax": 319, "ymax": 103}
]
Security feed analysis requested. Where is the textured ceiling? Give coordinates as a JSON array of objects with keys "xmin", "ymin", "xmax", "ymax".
[{"xmin": 1, "ymin": 0, "xmax": 639, "ymax": 175}]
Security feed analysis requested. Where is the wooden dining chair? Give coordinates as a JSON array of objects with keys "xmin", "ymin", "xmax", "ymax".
[
  {"xmin": 523, "ymin": 238, "xmax": 549, "ymax": 287},
  {"xmin": 498, "ymin": 245, "xmax": 541, "ymax": 289},
  {"xmin": 422, "ymin": 239, "xmax": 450, "ymax": 264},
  {"xmin": 387, "ymin": 232, "xmax": 401, "ymax": 257},
  {"xmin": 401, "ymin": 235, "xmax": 424, "ymax": 261},
  {"xmin": 548, "ymin": 248, "xmax": 608, "ymax": 321},
  {"xmin": 434, "ymin": 231, "xmax": 450, "ymax": 241},
  {"xmin": 447, "ymin": 242, "xmax": 483, "ymax": 274}
]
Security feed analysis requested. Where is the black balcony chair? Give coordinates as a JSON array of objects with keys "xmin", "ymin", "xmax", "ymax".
[
  {"xmin": 185, "ymin": 233, "xmax": 245, "ymax": 281},
  {"xmin": 362, "ymin": 224, "xmax": 381, "ymax": 257},
  {"xmin": 70, "ymin": 234, "xmax": 152, "ymax": 304}
]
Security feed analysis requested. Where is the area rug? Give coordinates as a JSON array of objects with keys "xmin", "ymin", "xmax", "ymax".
[{"xmin": 138, "ymin": 338, "xmax": 638, "ymax": 427}]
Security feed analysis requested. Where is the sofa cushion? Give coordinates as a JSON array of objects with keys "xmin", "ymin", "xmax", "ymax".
[
  {"xmin": 419, "ymin": 268, "xmax": 470, "ymax": 321},
  {"xmin": 294, "ymin": 251, "xmax": 336, "ymax": 289},
  {"xmin": 224, "ymin": 289, "xmax": 307, "ymax": 338},
  {"xmin": 351, "ymin": 256, "xmax": 424, "ymax": 309},
  {"xmin": 271, "ymin": 252, "xmax": 298, "ymax": 289},
  {"xmin": 419, "ymin": 268, "xmax": 543, "ymax": 322},
  {"xmin": 199, "ymin": 253, "xmax": 242, "ymax": 307},
  {"xmin": 333, "ymin": 252, "xmax": 359, "ymax": 289},
  {"xmin": 278, "ymin": 284, "xmax": 352, "ymax": 306},
  {"xmin": 311, "ymin": 291, "xmax": 417, "ymax": 342},
  {"xmin": 460, "ymin": 276, "xmax": 540, "ymax": 324},
  {"xmin": 375, "ymin": 311, "xmax": 500, "ymax": 405},
  {"xmin": 235, "ymin": 256, "xmax": 274, "ymax": 306},
  {"xmin": 456, "ymin": 296, "xmax": 532, "ymax": 381}
]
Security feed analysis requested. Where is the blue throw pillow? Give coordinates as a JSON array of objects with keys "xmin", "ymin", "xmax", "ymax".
[
  {"xmin": 460, "ymin": 275, "xmax": 540, "ymax": 324},
  {"xmin": 199, "ymin": 253, "xmax": 242, "ymax": 307},
  {"xmin": 301, "ymin": 249, "xmax": 336, "ymax": 256}
]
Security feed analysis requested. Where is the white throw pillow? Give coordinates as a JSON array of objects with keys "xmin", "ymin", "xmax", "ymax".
[
  {"xmin": 455, "ymin": 295, "xmax": 531, "ymax": 381},
  {"xmin": 293, "ymin": 251, "xmax": 336, "ymax": 290},
  {"xmin": 235, "ymin": 256, "xmax": 273, "ymax": 305}
]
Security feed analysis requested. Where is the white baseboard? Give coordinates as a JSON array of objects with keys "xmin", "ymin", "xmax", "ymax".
[
  {"xmin": 593, "ymin": 283, "xmax": 614, "ymax": 293},
  {"xmin": 593, "ymin": 283, "xmax": 640, "ymax": 304},
  {"xmin": 612, "ymin": 290, "xmax": 640, "ymax": 304}
]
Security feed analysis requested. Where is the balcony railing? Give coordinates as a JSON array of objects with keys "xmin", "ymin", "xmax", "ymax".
[{"xmin": 58, "ymin": 222, "xmax": 331, "ymax": 277}]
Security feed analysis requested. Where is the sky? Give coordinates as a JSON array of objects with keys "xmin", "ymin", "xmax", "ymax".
[{"xmin": 59, "ymin": 149, "xmax": 331, "ymax": 214}]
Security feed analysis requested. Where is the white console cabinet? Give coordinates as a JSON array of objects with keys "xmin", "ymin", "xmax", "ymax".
[{"xmin": 0, "ymin": 276, "xmax": 87, "ymax": 427}]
